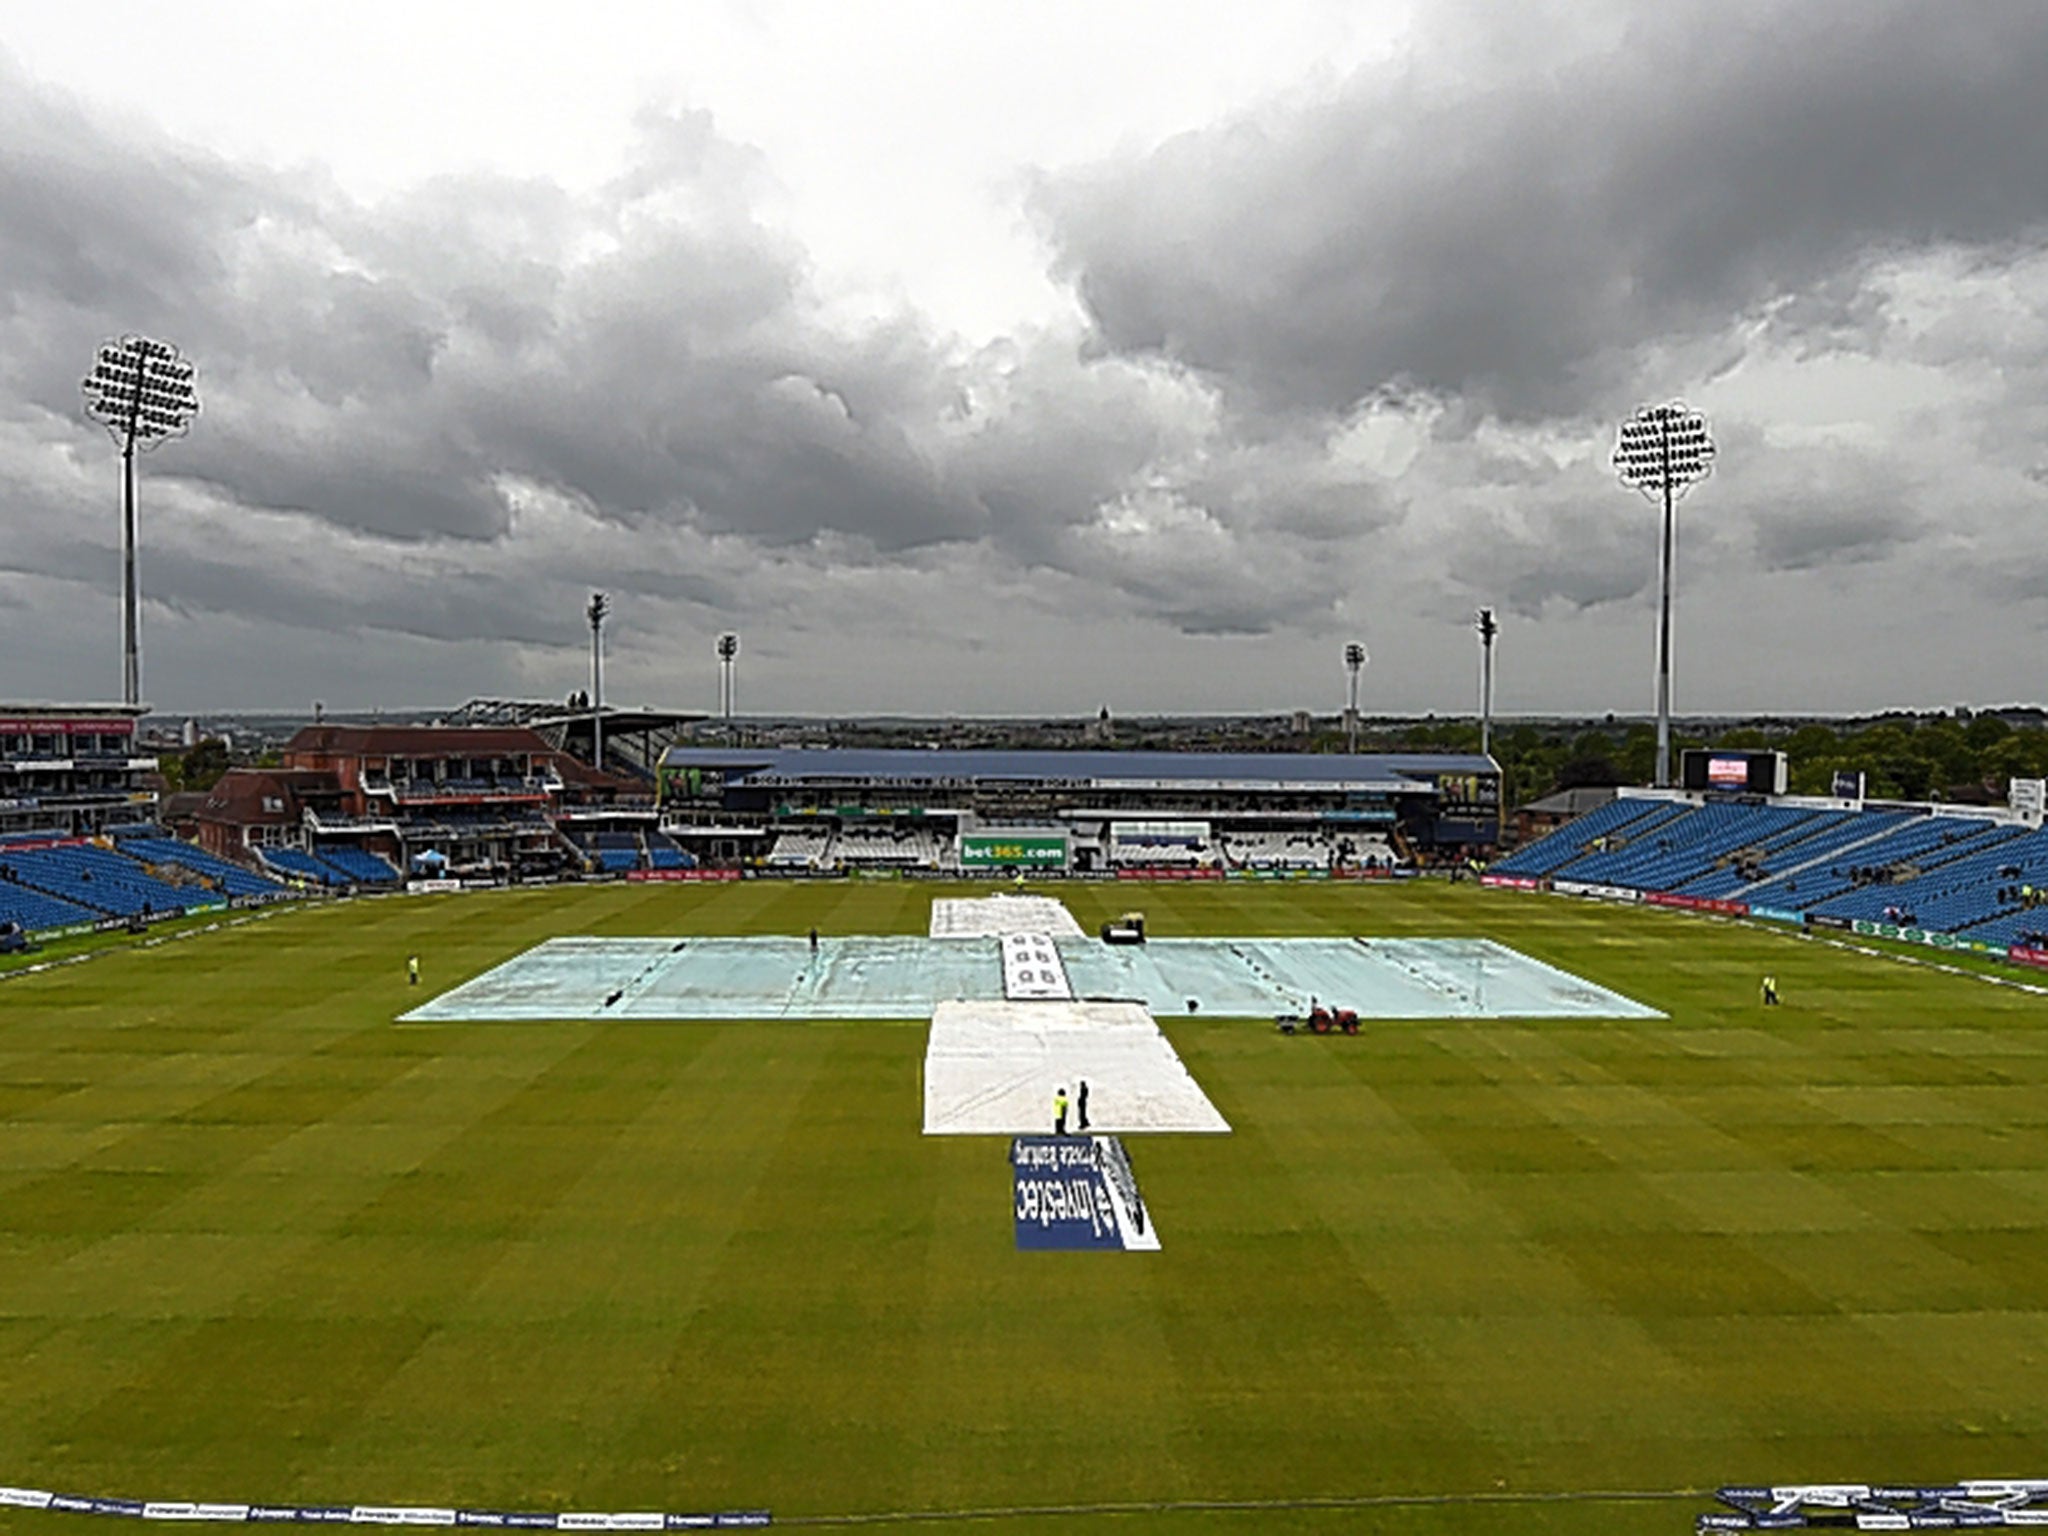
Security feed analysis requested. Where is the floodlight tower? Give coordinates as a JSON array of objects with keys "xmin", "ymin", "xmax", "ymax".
[
  {"xmin": 1475, "ymin": 608, "xmax": 1498, "ymax": 757},
  {"xmin": 1343, "ymin": 642, "xmax": 1368, "ymax": 754},
  {"xmin": 717, "ymin": 632, "xmax": 739, "ymax": 722},
  {"xmin": 81, "ymin": 336, "xmax": 200, "ymax": 706},
  {"xmin": 586, "ymin": 592, "xmax": 609, "ymax": 771},
  {"xmin": 1614, "ymin": 401, "xmax": 1715, "ymax": 788}
]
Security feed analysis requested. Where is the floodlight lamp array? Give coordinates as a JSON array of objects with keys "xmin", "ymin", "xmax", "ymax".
[
  {"xmin": 1344, "ymin": 642, "xmax": 1366, "ymax": 670},
  {"xmin": 81, "ymin": 336, "xmax": 200, "ymax": 450},
  {"xmin": 717, "ymin": 633, "xmax": 739, "ymax": 661},
  {"xmin": 1614, "ymin": 400, "xmax": 1714, "ymax": 495}
]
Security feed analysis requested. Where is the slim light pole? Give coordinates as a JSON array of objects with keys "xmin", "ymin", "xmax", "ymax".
[
  {"xmin": 1342, "ymin": 643, "xmax": 1367, "ymax": 754},
  {"xmin": 81, "ymin": 336, "xmax": 200, "ymax": 706},
  {"xmin": 1615, "ymin": 402, "xmax": 1715, "ymax": 788},
  {"xmin": 717, "ymin": 633, "xmax": 739, "ymax": 724},
  {"xmin": 1475, "ymin": 608, "xmax": 1498, "ymax": 757},
  {"xmin": 587, "ymin": 592, "xmax": 609, "ymax": 771}
]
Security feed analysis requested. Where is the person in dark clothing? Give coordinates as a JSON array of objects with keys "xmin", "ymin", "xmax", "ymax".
[
  {"xmin": 1077, "ymin": 1080, "xmax": 1090, "ymax": 1133},
  {"xmin": 808, "ymin": 926, "xmax": 819, "ymax": 958}
]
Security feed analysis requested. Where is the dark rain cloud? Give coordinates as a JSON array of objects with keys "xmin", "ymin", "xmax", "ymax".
[
  {"xmin": 5, "ymin": 11, "xmax": 2048, "ymax": 708},
  {"xmin": 1033, "ymin": 1, "xmax": 2048, "ymax": 421}
]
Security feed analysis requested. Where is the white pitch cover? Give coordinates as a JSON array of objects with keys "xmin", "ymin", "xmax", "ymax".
[{"xmin": 999, "ymin": 932, "xmax": 1073, "ymax": 1001}]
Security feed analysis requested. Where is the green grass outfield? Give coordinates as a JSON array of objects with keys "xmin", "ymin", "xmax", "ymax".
[{"xmin": 2, "ymin": 879, "xmax": 2045, "ymax": 1534}]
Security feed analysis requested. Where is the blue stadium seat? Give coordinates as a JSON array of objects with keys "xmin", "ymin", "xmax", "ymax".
[
  {"xmin": 0, "ymin": 844, "xmax": 210, "ymax": 918},
  {"xmin": 1492, "ymin": 797, "xmax": 1676, "ymax": 877},
  {"xmin": 120, "ymin": 837, "xmax": 291, "ymax": 900},
  {"xmin": 0, "ymin": 883, "xmax": 100, "ymax": 933},
  {"xmin": 316, "ymin": 846, "xmax": 403, "ymax": 885}
]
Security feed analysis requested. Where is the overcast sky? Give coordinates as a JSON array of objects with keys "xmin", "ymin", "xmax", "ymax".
[{"xmin": 3, "ymin": 1, "xmax": 2046, "ymax": 719}]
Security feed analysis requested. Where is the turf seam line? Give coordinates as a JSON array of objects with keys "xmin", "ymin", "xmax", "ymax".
[{"xmin": 773, "ymin": 1485, "xmax": 1709, "ymax": 1526}]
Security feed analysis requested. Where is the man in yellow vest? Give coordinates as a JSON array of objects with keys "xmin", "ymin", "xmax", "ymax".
[
  {"xmin": 1761, "ymin": 974, "xmax": 1779, "ymax": 1007},
  {"xmin": 1053, "ymin": 1085, "xmax": 1069, "ymax": 1135}
]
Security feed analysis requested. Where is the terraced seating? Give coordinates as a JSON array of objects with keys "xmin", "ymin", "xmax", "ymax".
[
  {"xmin": 1678, "ymin": 811, "xmax": 1855, "ymax": 899},
  {"xmin": 1588, "ymin": 803, "xmax": 1820, "ymax": 893},
  {"xmin": 646, "ymin": 832, "xmax": 694, "ymax": 870},
  {"xmin": 767, "ymin": 828, "xmax": 833, "ymax": 868},
  {"xmin": 1818, "ymin": 824, "xmax": 2048, "ymax": 932},
  {"xmin": 1220, "ymin": 830, "xmax": 1332, "ymax": 870},
  {"xmin": 0, "ymin": 884, "xmax": 99, "ymax": 932},
  {"xmin": 0, "ymin": 844, "xmax": 201, "ymax": 917},
  {"xmin": 121, "ymin": 837, "xmax": 289, "ymax": 899},
  {"xmin": 317, "ymin": 846, "xmax": 403, "ymax": 884},
  {"xmin": 836, "ymin": 823, "xmax": 947, "ymax": 866},
  {"xmin": 1797, "ymin": 818, "xmax": 2015, "ymax": 921},
  {"xmin": 261, "ymin": 848, "xmax": 348, "ymax": 886},
  {"xmin": 1491, "ymin": 796, "xmax": 1674, "ymax": 877},
  {"xmin": 1536, "ymin": 802, "xmax": 1701, "ymax": 884}
]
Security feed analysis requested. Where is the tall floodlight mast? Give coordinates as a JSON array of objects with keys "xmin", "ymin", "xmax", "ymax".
[
  {"xmin": 1343, "ymin": 642, "xmax": 1368, "ymax": 754},
  {"xmin": 717, "ymin": 632, "xmax": 739, "ymax": 722},
  {"xmin": 586, "ymin": 592, "xmax": 610, "ymax": 771},
  {"xmin": 1614, "ymin": 401, "xmax": 1715, "ymax": 788},
  {"xmin": 81, "ymin": 336, "xmax": 200, "ymax": 706},
  {"xmin": 1475, "ymin": 608, "xmax": 1498, "ymax": 757}
]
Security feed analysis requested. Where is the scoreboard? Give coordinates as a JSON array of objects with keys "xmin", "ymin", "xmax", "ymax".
[{"xmin": 1680, "ymin": 749, "xmax": 1787, "ymax": 796}]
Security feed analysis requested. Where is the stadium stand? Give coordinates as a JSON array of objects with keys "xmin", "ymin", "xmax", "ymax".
[
  {"xmin": 119, "ymin": 836, "xmax": 290, "ymax": 900},
  {"xmin": 1804, "ymin": 820, "xmax": 2028, "ymax": 924},
  {"xmin": 1499, "ymin": 792, "xmax": 2048, "ymax": 954},
  {"xmin": 1333, "ymin": 833, "xmax": 1399, "ymax": 870},
  {"xmin": 767, "ymin": 827, "xmax": 834, "ymax": 869},
  {"xmin": 835, "ymin": 822, "xmax": 948, "ymax": 867},
  {"xmin": 0, "ymin": 883, "xmax": 99, "ymax": 933},
  {"xmin": 0, "ymin": 844, "xmax": 206, "ymax": 918},
  {"xmin": 1723, "ymin": 810, "xmax": 1916, "ymax": 907},
  {"xmin": 260, "ymin": 848, "xmax": 349, "ymax": 886},
  {"xmin": 564, "ymin": 829, "xmax": 643, "ymax": 874},
  {"xmin": 1674, "ymin": 810, "xmax": 1858, "ymax": 898},
  {"xmin": 1218, "ymin": 830, "xmax": 1332, "ymax": 870},
  {"xmin": 1770, "ymin": 816, "xmax": 2012, "ymax": 917},
  {"xmin": 316, "ymin": 846, "xmax": 403, "ymax": 885},
  {"xmin": 645, "ymin": 831, "xmax": 695, "ymax": 870},
  {"xmin": 1559, "ymin": 802, "xmax": 1819, "ymax": 893},
  {"xmin": 1488, "ymin": 796, "xmax": 1677, "ymax": 877},
  {"xmin": 1514, "ymin": 800, "xmax": 1700, "ymax": 885}
]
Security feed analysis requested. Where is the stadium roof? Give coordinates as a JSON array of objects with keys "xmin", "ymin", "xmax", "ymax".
[
  {"xmin": 659, "ymin": 746, "xmax": 1497, "ymax": 794},
  {"xmin": 284, "ymin": 724, "xmax": 557, "ymax": 757},
  {"xmin": 446, "ymin": 698, "xmax": 700, "ymax": 736}
]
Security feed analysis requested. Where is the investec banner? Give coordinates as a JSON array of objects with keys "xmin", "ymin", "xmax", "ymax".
[
  {"xmin": 1012, "ymin": 1136, "xmax": 1159, "ymax": 1251},
  {"xmin": 960, "ymin": 834, "xmax": 1067, "ymax": 869},
  {"xmin": 0, "ymin": 1487, "xmax": 769, "ymax": 1527}
]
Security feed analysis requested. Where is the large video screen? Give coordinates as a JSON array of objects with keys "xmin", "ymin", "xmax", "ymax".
[{"xmin": 1680, "ymin": 749, "xmax": 1786, "ymax": 795}]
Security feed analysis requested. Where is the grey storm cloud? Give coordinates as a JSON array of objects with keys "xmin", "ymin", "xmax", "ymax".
[
  {"xmin": 5, "ymin": 13, "xmax": 2048, "ymax": 711},
  {"xmin": 1032, "ymin": 1, "xmax": 2048, "ymax": 422},
  {"xmin": 0, "ymin": 68, "xmax": 980, "ymax": 555}
]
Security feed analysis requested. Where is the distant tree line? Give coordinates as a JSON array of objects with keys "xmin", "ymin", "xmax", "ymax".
[{"xmin": 1342, "ymin": 715, "xmax": 2048, "ymax": 810}]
